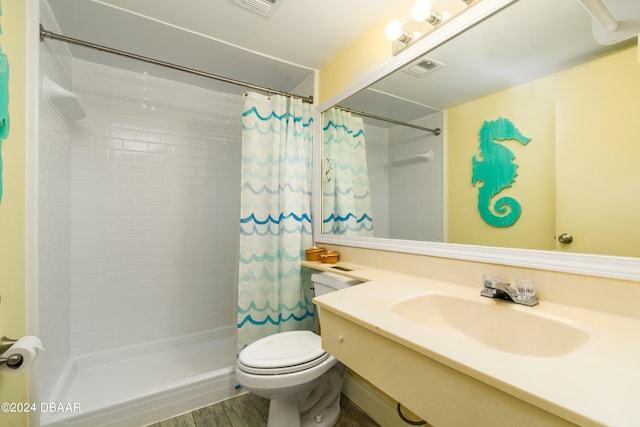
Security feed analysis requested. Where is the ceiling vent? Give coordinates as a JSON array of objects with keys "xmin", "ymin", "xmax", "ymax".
[
  {"xmin": 402, "ymin": 57, "xmax": 444, "ymax": 78},
  {"xmin": 234, "ymin": 0, "xmax": 283, "ymax": 17}
]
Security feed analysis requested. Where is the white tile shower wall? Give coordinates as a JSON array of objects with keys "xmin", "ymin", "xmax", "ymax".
[
  {"xmin": 389, "ymin": 112, "xmax": 443, "ymax": 241},
  {"xmin": 38, "ymin": 0, "xmax": 73, "ymax": 401},
  {"xmin": 69, "ymin": 59, "xmax": 242, "ymax": 355}
]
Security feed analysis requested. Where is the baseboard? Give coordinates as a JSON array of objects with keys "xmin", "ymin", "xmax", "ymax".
[{"xmin": 342, "ymin": 370, "xmax": 426, "ymax": 427}]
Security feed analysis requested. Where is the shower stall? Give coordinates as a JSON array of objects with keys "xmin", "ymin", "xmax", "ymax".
[
  {"xmin": 356, "ymin": 114, "xmax": 444, "ymax": 241},
  {"xmin": 33, "ymin": 1, "xmax": 314, "ymax": 426}
]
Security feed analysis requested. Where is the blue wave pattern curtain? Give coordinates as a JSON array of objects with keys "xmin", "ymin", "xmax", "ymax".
[
  {"xmin": 322, "ymin": 108, "xmax": 373, "ymax": 235},
  {"xmin": 238, "ymin": 92, "xmax": 314, "ymax": 352}
]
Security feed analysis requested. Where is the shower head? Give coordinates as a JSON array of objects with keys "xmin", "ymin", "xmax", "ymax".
[{"xmin": 43, "ymin": 76, "xmax": 86, "ymax": 122}]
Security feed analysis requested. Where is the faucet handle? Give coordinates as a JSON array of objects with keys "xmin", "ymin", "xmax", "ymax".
[
  {"xmin": 483, "ymin": 273, "xmax": 501, "ymax": 287},
  {"xmin": 515, "ymin": 279, "xmax": 537, "ymax": 298}
]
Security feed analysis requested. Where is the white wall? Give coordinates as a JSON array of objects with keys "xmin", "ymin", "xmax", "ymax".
[{"xmin": 67, "ymin": 59, "xmax": 242, "ymax": 355}]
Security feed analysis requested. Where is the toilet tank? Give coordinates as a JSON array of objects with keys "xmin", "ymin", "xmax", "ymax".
[{"xmin": 312, "ymin": 272, "xmax": 361, "ymax": 296}]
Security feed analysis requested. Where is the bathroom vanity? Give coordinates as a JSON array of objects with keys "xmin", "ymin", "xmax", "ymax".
[
  {"xmin": 304, "ymin": 260, "xmax": 640, "ymax": 427},
  {"xmin": 307, "ymin": 0, "xmax": 640, "ymax": 424}
]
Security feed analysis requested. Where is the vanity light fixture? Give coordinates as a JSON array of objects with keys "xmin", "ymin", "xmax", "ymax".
[
  {"xmin": 384, "ymin": 20, "xmax": 421, "ymax": 43},
  {"xmin": 411, "ymin": 0, "xmax": 432, "ymax": 21},
  {"xmin": 412, "ymin": 0, "xmax": 445, "ymax": 26},
  {"xmin": 386, "ymin": 0, "xmax": 470, "ymax": 54}
]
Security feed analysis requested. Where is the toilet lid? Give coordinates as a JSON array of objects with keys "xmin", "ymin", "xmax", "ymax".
[{"xmin": 238, "ymin": 330, "xmax": 329, "ymax": 374}]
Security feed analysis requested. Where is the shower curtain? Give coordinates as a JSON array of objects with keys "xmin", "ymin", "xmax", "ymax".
[
  {"xmin": 237, "ymin": 92, "xmax": 314, "ymax": 352},
  {"xmin": 322, "ymin": 107, "xmax": 373, "ymax": 236}
]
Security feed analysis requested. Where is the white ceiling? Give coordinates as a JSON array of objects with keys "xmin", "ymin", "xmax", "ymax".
[
  {"xmin": 44, "ymin": 0, "xmax": 639, "ymax": 112},
  {"xmin": 46, "ymin": 0, "xmax": 416, "ymax": 97},
  {"xmin": 89, "ymin": 0, "xmax": 417, "ymax": 69}
]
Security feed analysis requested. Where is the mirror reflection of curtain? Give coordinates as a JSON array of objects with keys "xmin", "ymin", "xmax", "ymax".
[
  {"xmin": 237, "ymin": 92, "xmax": 314, "ymax": 353},
  {"xmin": 322, "ymin": 108, "xmax": 373, "ymax": 236}
]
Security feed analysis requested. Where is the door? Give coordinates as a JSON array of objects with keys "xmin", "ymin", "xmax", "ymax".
[{"xmin": 554, "ymin": 49, "xmax": 640, "ymax": 257}]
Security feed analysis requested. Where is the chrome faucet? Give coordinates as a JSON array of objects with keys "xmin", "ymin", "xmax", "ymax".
[{"xmin": 481, "ymin": 277, "xmax": 539, "ymax": 306}]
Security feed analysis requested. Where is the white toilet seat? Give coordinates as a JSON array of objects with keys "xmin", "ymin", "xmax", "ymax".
[
  {"xmin": 236, "ymin": 274, "xmax": 361, "ymax": 427},
  {"xmin": 239, "ymin": 352, "xmax": 331, "ymax": 375},
  {"xmin": 237, "ymin": 330, "xmax": 339, "ymax": 393},
  {"xmin": 238, "ymin": 330, "xmax": 329, "ymax": 375}
]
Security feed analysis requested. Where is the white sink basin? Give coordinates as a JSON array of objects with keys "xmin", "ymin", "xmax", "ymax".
[{"xmin": 391, "ymin": 293, "xmax": 590, "ymax": 357}]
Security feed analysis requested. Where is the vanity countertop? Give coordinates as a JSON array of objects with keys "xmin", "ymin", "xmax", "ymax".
[{"xmin": 303, "ymin": 260, "xmax": 640, "ymax": 427}]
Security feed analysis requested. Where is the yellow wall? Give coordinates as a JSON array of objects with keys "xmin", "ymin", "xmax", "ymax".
[
  {"xmin": 0, "ymin": 0, "xmax": 28, "ymax": 426},
  {"xmin": 447, "ymin": 45, "xmax": 640, "ymax": 256},
  {"xmin": 318, "ymin": 19, "xmax": 392, "ymax": 103},
  {"xmin": 447, "ymin": 69, "xmax": 558, "ymax": 250},
  {"xmin": 318, "ymin": 1, "xmax": 415, "ymax": 103}
]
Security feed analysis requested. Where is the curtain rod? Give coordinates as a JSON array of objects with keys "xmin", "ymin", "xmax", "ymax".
[
  {"xmin": 337, "ymin": 106, "xmax": 441, "ymax": 135},
  {"xmin": 39, "ymin": 25, "xmax": 314, "ymax": 104}
]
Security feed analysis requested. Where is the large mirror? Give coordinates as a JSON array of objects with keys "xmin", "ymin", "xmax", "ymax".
[{"xmin": 319, "ymin": 0, "xmax": 640, "ymax": 264}]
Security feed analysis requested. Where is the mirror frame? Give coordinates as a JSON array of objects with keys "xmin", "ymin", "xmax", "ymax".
[{"xmin": 313, "ymin": 0, "xmax": 640, "ymax": 282}]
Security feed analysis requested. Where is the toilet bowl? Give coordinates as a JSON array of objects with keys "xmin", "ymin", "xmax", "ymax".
[{"xmin": 236, "ymin": 272, "xmax": 361, "ymax": 427}]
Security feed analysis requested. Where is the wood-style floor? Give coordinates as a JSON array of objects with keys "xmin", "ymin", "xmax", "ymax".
[{"xmin": 148, "ymin": 392, "xmax": 379, "ymax": 427}]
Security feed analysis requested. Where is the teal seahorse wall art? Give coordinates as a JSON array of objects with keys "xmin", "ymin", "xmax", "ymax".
[
  {"xmin": 0, "ymin": 1, "xmax": 10, "ymax": 203},
  {"xmin": 471, "ymin": 118, "xmax": 531, "ymax": 227}
]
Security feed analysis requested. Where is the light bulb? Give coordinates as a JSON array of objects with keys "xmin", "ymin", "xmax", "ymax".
[
  {"xmin": 411, "ymin": 0, "xmax": 432, "ymax": 21},
  {"xmin": 384, "ymin": 20, "xmax": 404, "ymax": 41}
]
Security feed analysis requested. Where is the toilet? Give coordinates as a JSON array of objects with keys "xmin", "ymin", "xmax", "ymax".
[{"xmin": 236, "ymin": 272, "xmax": 361, "ymax": 427}]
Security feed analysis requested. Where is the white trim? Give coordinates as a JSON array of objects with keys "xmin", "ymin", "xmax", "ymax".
[
  {"xmin": 313, "ymin": 0, "xmax": 640, "ymax": 283},
  {"xmin": 312, "ymin": 68, "xmax": 320, "ymax": 106},
  {"xmin": 26, "ymin": 1, "xmax": 41, "ymax": 425},
  {"xmin": 315, "ymin": 234, "xmax": 640, "ymax": 282},
  {"xmin": 441, "ymin": 109, "xmax": 449, "ymax": 243}
]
